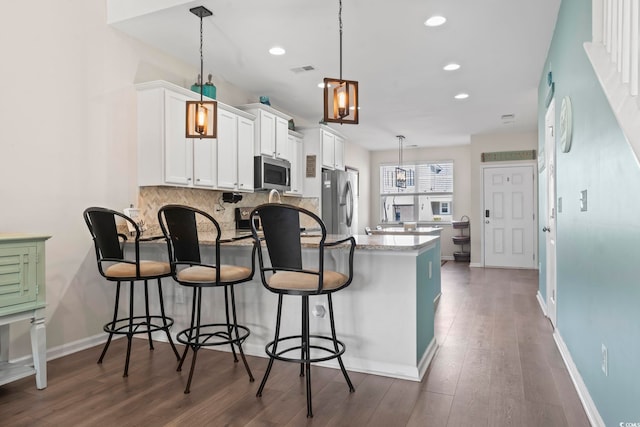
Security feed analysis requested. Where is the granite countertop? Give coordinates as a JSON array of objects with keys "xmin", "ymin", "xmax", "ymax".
[
  {"xmin": 368, "ymin": 227, "xmax": 442, "ymax": 236},
  {"xmin": 137, "ymin": 231, "xmax": 439, "ymax": 252}
]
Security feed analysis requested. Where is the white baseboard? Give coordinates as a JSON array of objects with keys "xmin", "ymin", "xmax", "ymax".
[
  {"xmin": 417, "ymin": 338, "xmax": 438, "ymax": 380},
  {"xmin": 536, "ymin": 291, "xmax": 547, "ymax": 317},
  {"xmin": 469, "ymin": 262, "xmax": 483, "ymax": 268},
  {"xmin": 553, "ymin": 331, "xmax": 605, "ymax": 427},
  {"xmin": 9, "ymin": 333, "xmax": 115, "ymax": 366}
]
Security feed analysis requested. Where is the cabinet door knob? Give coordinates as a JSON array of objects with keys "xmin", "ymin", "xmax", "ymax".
[
  {"xmin": 187, "ymin": 178, "xmax": 192, "ymax": 181},
  {"xmin": 196, "ymin": 178, "xmax": 200, "ymax": 182}
]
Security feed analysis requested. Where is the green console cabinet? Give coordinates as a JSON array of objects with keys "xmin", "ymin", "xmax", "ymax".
[{"xmin": 0, "ymin": 234, "xmax": 50, "ymax": 389}]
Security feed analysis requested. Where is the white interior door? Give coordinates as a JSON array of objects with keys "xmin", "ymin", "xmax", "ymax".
[
  {"xmin": 483, "ymin": 165, "xmax": 535, "ymax": 268},
  {"xmin": 545, "ymin": 99, "xmax": 558, "ymax": 327}
]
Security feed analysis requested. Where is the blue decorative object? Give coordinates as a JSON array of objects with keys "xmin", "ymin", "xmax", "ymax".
[
  {"xmin": 259, "ymin": 96, "xmax": 271, "ymax": 106},
  {"xmin": 191, "ymin": 73, "xmax": 217, "ymax": 99}
]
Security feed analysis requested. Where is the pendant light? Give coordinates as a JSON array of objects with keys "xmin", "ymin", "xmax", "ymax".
[
  {"xmin": 395, "ymin": 135, "xmax": 407, "ymax": 188},
  {"xmin": 323, "ymin": 0, "xmax": 359, "ymax": 125},
  {"xmin": 186, "ymin": 6, "xmax": 217, "ymax": 139}
]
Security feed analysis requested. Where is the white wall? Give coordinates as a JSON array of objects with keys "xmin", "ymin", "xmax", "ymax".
[{"xmin": 0, "ymin": 0, "xmax": 256, "ymax": 359}]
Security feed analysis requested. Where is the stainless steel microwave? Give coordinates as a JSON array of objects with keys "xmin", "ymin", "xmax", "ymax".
[{"xmin": 254, "ymin": 155, "xmax": 291, "ymax": 192}]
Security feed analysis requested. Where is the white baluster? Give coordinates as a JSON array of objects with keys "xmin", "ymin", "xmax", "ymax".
[
  {"xmin": 622, "ymin": 0, "xmax": 631, "ymax": 83},
  {"xmin": 631, "ymin": 0, "xmax": 639, "ymax": 95},
  {"xmin": 611, "ymin": 0, "xmax": 618, "ymax": 59}
]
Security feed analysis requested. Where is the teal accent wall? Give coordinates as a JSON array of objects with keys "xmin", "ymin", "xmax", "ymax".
[
  {"xmin": 538, "ymin": 0, "xmax": 640, "ymax": 424},
  {"xmin": 416, "ymin": 244, "xmax": 438, "ymax": 361}
]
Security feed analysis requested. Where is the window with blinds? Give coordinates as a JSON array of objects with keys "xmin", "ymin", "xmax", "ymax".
[
  {"xmin": 380, "ymin": 161, "xmax": 454, "ymax": 223},
  {"xmin": 380, "ymin": 162, "xmax": 453, "ymax": 194}
]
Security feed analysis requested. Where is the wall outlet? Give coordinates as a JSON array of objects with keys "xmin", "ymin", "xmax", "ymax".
[
  {"xmin": 175, "ymin": 286, "xmax": 185, "ymax": 304},
  {"xmin": 601, "ymin": 343, "xmax": 608, "ymax": 376},
  {"xmin": 312, "ymin": 304, "xmax": 326, "ymax": 318}
]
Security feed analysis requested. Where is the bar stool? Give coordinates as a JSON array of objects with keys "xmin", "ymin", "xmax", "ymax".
[
  {"xmin": 250, "ymin": 203, "xmax": 356, "ymax": 418},
  {"xmin": 83, "ymin": 207, "xmax": 180, "ymax": 377},
  {"xmin": 157, "ymin": 204, "xmax": 255, "ymax": 393}
]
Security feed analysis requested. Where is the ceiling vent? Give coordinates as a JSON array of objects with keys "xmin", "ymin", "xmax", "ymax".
[
  {"xmin": 290, "ymin": 65, "xmax": 315, "ymax": 73},
  {"xmin": 501, "ymin": 114, "xmax": 515, "ymax": 124}
]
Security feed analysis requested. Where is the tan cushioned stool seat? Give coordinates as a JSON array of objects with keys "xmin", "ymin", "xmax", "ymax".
[
  {"xmin": 268, "ymin": 270, "xmax": 348, "ymax": 291},
  {"xmin": 177, "ymin": 265, "xmax": 252, "ymax": 283},
  {"xmin": 105, "ymin": 260, "xmax": 170, "ymax": 278}
]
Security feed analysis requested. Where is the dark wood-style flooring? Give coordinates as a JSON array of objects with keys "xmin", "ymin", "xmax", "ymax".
[{"xmin": 0, "ymin": 262, "xmax": 590, "ymax": 426}]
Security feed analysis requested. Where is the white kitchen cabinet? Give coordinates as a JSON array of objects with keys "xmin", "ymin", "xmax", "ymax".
[
  {"xmin": 237, "ymin": 103, "xmax": 292, "ymax": 162},
  {"xmin": 137, "ymin": 81, "xmax": 215, "ymax": 188},
  {"xmin": 301, "ymin": 125, "xmax": 349, "ymax": 199},
  {"xmin": 217, "ymin": 107, "xmax": 255, "ymax": 192},
  {"xmin": 321, "ymin": 130, "xmax": 335, "ymax": 169},
  {"xmin": 334, "ymin": 135, "xmax": 345, "ymax": 170},
  {"xmin": 319, "ymin": 127, "xmax": 346, "ymax": 170},
  {"xmin": 136, "ymin": 81, "xmax": 254, "ymax": 191},
  {"xmin": 237, "ymin": 116, "xmax": 255, "ymax": 191},
  {"xmin": 286, "ymin": 131, "xmax": 304, "ymax": 196}
]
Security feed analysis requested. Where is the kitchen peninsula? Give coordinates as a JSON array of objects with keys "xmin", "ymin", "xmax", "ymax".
[{"xmin": 137, "ymin": 233, "xmax": 441, "ymax": 381}]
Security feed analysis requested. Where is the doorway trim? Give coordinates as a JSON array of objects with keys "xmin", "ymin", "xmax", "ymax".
[{"xmin": 480, "ymin": 160, "xmax": 538, "ymax": 268}]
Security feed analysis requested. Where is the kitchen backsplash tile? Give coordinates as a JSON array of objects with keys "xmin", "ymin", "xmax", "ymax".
[{"xmin": 137, "ymin": 186, "xmax": 319, "ymax": 234}]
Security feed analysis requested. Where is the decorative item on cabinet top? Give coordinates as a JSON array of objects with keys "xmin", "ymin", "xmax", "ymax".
[{"xmin": 191, "ymin": 73, "xmax": 216, "ymax": 99}]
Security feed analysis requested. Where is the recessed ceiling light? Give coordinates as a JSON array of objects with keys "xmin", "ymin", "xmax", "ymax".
[
  {"xmin": 454, "ymin": 93, "xmax": 469, "ymax": 100},
  {"xmin": 443, "ymin": 63, "xmax": 460, "ymax": 71},
  {"xmin": 269, "ymin": 46, "xmax": 286, "ymax": 55},
  {"xmin": 424, "ymin": 15, "xmax": 446, "ymax": 27}
]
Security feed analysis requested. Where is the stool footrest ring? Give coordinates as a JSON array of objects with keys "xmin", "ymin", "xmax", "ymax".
[
  {"xmin": 103, "ymin": 315, "xmax": 175, "ymax": 335},
  {"xmin": 265, "ymin": 334, "xmax": 346, "ymax": 364},
  {"xmin": 177, "ymin": 323, "xmax": 250, "ymax": 347}
]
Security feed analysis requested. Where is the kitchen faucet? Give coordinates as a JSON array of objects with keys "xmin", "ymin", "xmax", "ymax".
[{"xmin": 268, "ymin": 189, "xmax": 281, "ymax": 203}]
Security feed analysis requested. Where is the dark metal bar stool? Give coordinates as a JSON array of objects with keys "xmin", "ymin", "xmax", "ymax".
[
  {"xmin": 250, "ymin": 203, "xmax": 356, "ymax": 418},
  {"xmin": 83, "ymin": 207, "xmax": 180, "ymax": 377},
  {"xmin": 158, "ymin": 204, "xmax": 255, "ymax": 394}
]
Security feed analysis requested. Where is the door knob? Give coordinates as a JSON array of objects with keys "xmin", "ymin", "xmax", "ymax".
[
  {"xmin": 485, "ymin": 220, "xmax": 490, "ymax": 224},
  {"xmin": 542, "ymin": 226, "xmax": 550, "ymax": 232}
]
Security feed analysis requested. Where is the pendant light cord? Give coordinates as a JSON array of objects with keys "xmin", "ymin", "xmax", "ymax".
[
  {"xmin": 199, "ymin": 14, "xmax": 204, "ymax": 102},
  {"xmin": 339, "ymin": 0, "xmax": 343, "ymax": 81}
]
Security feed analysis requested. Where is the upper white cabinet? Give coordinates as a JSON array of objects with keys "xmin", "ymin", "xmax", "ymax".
[
  {"xmin": 237, "ymin": 104, "xmax": 292, "ymax": 162},
  {"xmin": 334, "ymin": 135, "xmax": 345, "ymax": 171},
  {"xmin": 136, "ymin": 81, "xmax": 254, "ymax": 191},
  {"xmin": 286, "ymin": 130, "xmax": 304, "ymax": 196},
  {"xmin": 308, "ymin": 126, "xmax": 346, "ymax": 171},
  {"xmin": 216, "ymin": 106, "xmax": 255, "ymax": 192}
]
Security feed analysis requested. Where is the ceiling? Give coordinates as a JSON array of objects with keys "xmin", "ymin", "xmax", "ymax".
[{"xmin": 108, "ymin": 0, "xmax": 560, "ymax": 151}]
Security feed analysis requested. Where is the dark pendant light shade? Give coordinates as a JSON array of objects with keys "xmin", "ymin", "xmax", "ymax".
[
  {"xmin": 323, "ymin": 78, "xmax": 359, "ymax": 124},
  {"xmin": 186, "ymin": 100, "xmax": 217, "ymax": 138}
]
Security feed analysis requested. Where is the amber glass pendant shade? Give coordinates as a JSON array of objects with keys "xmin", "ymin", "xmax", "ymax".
[
  {"xmin": 323, "ymin": 78, "xmax": 358, "ymax": 124},
  {"xmin": 186, "ymin": 100, "xmax": 217, "ymax": 138}
]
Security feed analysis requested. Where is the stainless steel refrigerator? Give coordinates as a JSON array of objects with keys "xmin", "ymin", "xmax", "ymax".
[{"xmin": 322, "ymin": 169, "xmax": 358, "ymax": 235}]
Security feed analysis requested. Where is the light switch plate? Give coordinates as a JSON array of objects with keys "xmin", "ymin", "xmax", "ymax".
[{"xmin": 580, "ymin": 190, "xmax": 588, "ymax": 212}]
